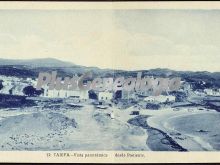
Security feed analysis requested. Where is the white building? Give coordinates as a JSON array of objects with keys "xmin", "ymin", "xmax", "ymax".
[
  {"xmin": 1, "ymin": 81, "xmax": 13, "ymax": 95},
  {"xmin": 98, "ymin": 91, "xmax": 113, "ymax": 101},
  {"xmin": 179, "ymin": 81, "xmax": 191, "ymax": 92},
  {"xmin": 144, "ymin": 95, "xmax": 175, "ymax": 103},
  {"xmin": 10, "ymin": 84, "xmax": 26, "ymax": 96},
  {"xmin": 204, "ymin": 89, "xmax": 220, "ymax": 96},
  {"xmin": 122, "ymin": 90, "xmax": 136, "ymax": 99},
  {"xmin": 136, "ymin": 90, "xmax": 152, "ymax": 97},
  {"xmin": 43, "ymin": 88, "xmax": 88, "ymax": 99}
]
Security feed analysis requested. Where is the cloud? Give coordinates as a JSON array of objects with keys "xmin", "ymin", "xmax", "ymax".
[
  {"xmin": 1, "ymin": 27, "xmax": 220, "ymax": 72},
  {"xmin": 0, "ymin": 10, "xmax": 219, "ymax": 72},
  {"xmin": 0, "ymin": 33, "xmax": 17, "ymax": 45}
]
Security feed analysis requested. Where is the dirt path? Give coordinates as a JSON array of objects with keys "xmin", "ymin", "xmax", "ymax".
[{"xmin": 65, "ymin": 105, "xmax": 149, "ymax": 150}]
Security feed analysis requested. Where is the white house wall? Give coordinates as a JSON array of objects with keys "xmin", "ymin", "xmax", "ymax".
[
  {"xmin": 44, "ymin": 89, "xmax": 88, "ymax": 99},
  {"xmin": 98, "ymin": 92, "xmax": 113, "ymax": 101}
]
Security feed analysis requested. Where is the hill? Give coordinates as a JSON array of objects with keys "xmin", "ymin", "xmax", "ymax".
[
  {"xmin": 0, "ymin": 58, "xmax": 219, "ymax": 89},
  {"xmin": 0, "ymin": 58, "xmax": 75, "ymax": 67}
]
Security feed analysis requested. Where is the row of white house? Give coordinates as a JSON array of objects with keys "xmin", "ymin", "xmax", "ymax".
[
  {"xmin": 42, "ymin": 87, "xmax": 176, "ymax": 103},
  {"xmin": 0, "ymin": 74, "xmax": 177, "ymax": 103},
  {"xmin": 0, "ymin": 76, "xmax": 36, "ymax": 96},
  {"xmin": 144, "ymin": 95, "xmax": 175, "ymax": 103},
  {"xmin": 43, "ymin": 88, "xmax": 89, "ymax": 100},
  {"xmin": 43, "ymin": 88, "xmax": 114, "ymax": 101},
  {"xmin": 0, "ymin": 75, "xmax": 195, "ymax": 104},
  {"xmin": 204, "ymin": 89, "xmax": 220, "ymax": 96}
]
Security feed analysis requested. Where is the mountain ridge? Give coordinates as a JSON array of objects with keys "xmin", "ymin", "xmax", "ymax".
[
  {"xmin": 0, "ymin": 58, "xmax": 219, "ymax": 88},
  {"xmin": 0, "ymin": 58, "xmax": 75, "ymax": 67}
]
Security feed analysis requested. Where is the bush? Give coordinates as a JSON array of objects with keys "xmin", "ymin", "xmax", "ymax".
[
  {"xmin": 23, "ymin": 86, "xmax": 44, "ymax": 97},
  {"xmin": 145, "ymin": 103, "xmax": 161, "ymax": 110},
  {"xmin": 169, "ymin": 91, "xmax": 187, "ymax": 102},
  {"xmin": 88, "ymin": 90, "xmax": 98, "ymax": 100},
  {"xmin": 0, "ymin": 81, "xmax": 3, "ymax": 90}
]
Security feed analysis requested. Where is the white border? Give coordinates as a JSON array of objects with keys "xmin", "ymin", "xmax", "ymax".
[{"xmin": 0, "ymin": 1, "xmax": 219, "ymax": 163}]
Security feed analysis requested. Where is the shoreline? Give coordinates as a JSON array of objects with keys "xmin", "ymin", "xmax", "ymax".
[
  {"xmin": 128, "ymin": 115, "xmax": 187, "ymax": 151},
  {"xmin": 164, "ymin": 113, "xmax": 214, "ymax": 151},
  {"xmin": 147, "ymin": 109, "xmax": 218, "ymax": 151}
]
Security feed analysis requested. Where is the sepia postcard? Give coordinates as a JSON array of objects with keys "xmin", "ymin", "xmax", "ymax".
[{"xmin": 0, "ymin": 1, "xmax": 219, "ymax": 163}]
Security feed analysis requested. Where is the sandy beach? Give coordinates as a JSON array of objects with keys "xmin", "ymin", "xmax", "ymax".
[
  {"xmin": 147, "ymin": 107, "xmax": 219, "ymax": 151},
  {"xmin": 0, "ymin": 102, "xmax": 219, "ymax": 151},
  {"xmin": 0, "ymin": 105, "xmax": 149, "ymax": 151}
]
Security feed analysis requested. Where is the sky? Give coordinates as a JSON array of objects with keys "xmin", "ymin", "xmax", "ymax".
[{"xmin": 0, "ymin": 9, "xmax": 220, "ymax": 72}]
